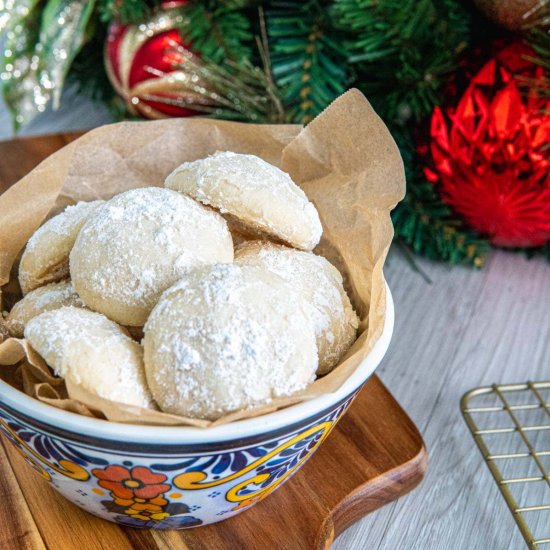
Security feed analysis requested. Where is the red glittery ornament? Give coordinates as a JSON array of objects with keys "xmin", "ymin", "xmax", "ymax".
[
  {"xmin": 426, "ymin": 43, "xmax": 550, "ymax": 248},
  {"xmin": 105, "ymin": 1, "xmax": 196, "ymax": 118}
]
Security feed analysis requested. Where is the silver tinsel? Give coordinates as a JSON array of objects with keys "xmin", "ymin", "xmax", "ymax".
[
  {"xmin": 0, "ymin": 0, "xmax": 38, "ymax": 34},
  {"xmin": 1, "ymin": 0, "xmax": 94, "ymax": 129}
]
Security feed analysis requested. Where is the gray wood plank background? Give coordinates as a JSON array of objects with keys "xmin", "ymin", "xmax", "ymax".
[{"xmin": 1, "ymin": 91, "xmax": 549, "ymax": 550}]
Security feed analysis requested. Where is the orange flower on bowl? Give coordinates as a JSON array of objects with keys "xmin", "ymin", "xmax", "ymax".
[
  {"xmin": 92, "ymin": 465, "xmax": 170, "ymax": 500},
  {"xmin": 113, "ymin": 495, "xmax": 168, "ymax": 511}
]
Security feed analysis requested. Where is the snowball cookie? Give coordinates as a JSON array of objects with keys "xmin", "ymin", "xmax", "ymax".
[
  {"xmin": 6, "ymin": 281, "xmax": 85, "ymax": 338},
  {"xmin": 24, "ymin": 307, "xmax": 154, "ymax": 408},
  {"xmin": 235, "ymin": 241, "xmax": 359, "ymax": 375},
  {"xmin": 165, "ymin": 151, "xmax": 323, "ymax": 251},
  {"xmin": 70, "ymin": 187, "xmax": 233, "ymax": 326},
  {"xmin": 19, "ymin": 201, "xmax": 105, "ymax": 295},
  {"xmin": 143, "ymin": 263, "xmax": 318, "ymax": 420}
]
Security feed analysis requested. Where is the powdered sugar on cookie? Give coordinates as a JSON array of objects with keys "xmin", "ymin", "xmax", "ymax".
[{"xmin": 144, "ymin": 264, "xmax": 318, "ymax": 420}]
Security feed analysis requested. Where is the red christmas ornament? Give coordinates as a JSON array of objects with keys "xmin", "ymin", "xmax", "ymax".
[
  {"xmin": 105, "ymin": 1, "xmax": 196, "ymax": 118},
  {"xmin": 426, "ymin": 43, "xmax": 550, "ymax": 248}
]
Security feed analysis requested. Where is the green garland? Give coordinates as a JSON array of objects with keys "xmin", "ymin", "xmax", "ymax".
[
  {"xmin": 175, "ymin": 1, "xmax": 253, "ymax": 63},
  {"xmin": 334, "ymin": 0, "xmax": 470, "ymax": 122},
  {"xmin": 268, "ymin": 0, "xmax": 349, "ymax": 124},
  {"xmin": 97, "ymin": 0, "xmax": 153, "ymax": 24},
  {"xmin": 331, "ymin": 0, "xmax": 492, "ymax": 265},
  {"xmin": 390, "ymin": 128, "xmax": 490, "ymax": 267},
  {"xmin": 1, "ymin": 0, "xmax": 548, "ymax": 266}
]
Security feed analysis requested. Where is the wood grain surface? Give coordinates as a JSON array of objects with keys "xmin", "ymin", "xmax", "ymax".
[{"xmin": 0, "ymin": 133, "xmax": 427, "ymax": 549}]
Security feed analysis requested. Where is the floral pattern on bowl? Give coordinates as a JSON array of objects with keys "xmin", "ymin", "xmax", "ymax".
[{"xmin": 0, "ymin": 395, "xmax": 355, "ymax": 529}]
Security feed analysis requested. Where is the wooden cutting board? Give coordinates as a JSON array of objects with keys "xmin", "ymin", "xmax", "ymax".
[{"xmin": 0, "ymin": 134, "xmax": 427, "ymax": 549}]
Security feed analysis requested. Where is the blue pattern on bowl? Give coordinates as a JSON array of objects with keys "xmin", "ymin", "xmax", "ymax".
[{"xmin": 0, "ymin": 394, "xmax": 356, "ymax": 528}]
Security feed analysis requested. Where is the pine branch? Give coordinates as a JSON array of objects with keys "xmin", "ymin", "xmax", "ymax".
[
  {"xmin": 526, "ymin": 27, "xmax": 550, "ymax": 102},
  {"xmin": 97, "ymin": 0, "xmax": 159, "ymax": 24},
  {"xmin": 524, "ymin": 0, "xmax": 549, "ymax": 78},
  {"xmin": 176, "ymin": 0, "xmax": 253, "ymax": 64},
  {"xmin": 393, "ymin": 182, "xmax": 490, "ymax": 267},
  {"xmin": 391, "ymin": 128, "xmax": 490, "ymax": 267},
  {"xmin": 267, "ymin": 0, "xmax": 349, "ymax": 124},
  {"xmin": 529, "ymin": 27, "xmax": 550, "ymax": 69},
  {"xmin": 334, "ymin": 0, "xmax": 470, "ymax": 124},
  {"xmin": 141, "ymin": 40, "xmax": 286, "ymax": 123}
]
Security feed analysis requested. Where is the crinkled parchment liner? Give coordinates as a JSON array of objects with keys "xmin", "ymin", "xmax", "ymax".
[{"xmin": 0, "ymin": 89, "xmax": 405, "ymax": 428}]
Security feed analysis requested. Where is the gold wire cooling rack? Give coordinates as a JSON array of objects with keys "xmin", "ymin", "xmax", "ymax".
[{"xmin": 461, "ymin": 381, "xmax": 550, "ymax": 549}]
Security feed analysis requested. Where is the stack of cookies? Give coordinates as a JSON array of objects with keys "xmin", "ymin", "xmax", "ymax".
[{"xmin": 3, "ymin": 152, "xmax": 359, "ymax": 421}]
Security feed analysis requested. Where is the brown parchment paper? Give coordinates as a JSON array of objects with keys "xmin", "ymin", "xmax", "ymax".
[{"xmin": 0, "ymin": 89, "xmax": 405, "ymax": 427}]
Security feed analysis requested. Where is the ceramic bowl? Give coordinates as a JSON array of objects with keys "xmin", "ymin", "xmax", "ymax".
[{"xmin": 0, "ymin": 287, "xmax": 394, "ymax": 529}]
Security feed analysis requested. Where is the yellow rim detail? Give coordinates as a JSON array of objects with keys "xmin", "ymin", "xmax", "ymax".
[{"xmin": 173, "ymin": 421, "xmax": 333, "ymax": 502}]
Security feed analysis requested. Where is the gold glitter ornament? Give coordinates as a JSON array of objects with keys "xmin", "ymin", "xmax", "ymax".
[{"xmin": 104, "ymin": 2, "xmax": 200, "ymax": 119}]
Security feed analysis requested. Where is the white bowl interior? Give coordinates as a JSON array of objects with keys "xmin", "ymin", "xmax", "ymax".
[{"xmin": 0, "ymin": 285, "xmax": 394, "ymax": 444}]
